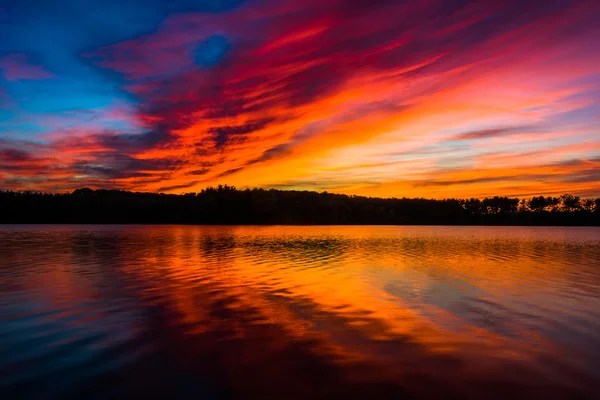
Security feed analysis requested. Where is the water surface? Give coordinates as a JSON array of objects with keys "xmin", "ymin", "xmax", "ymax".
[{"xmin": 1, "ymin": 225, "xmax": 599, "ymax": 399}]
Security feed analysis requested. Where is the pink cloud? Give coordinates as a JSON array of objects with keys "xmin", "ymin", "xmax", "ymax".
[
  {"xmin": 0, "ymin": 53, "xmax": 53, "ymax": 81},
  {"xmin": 3, "ymin": 0, "xmax": 600, "ymax": 196}
]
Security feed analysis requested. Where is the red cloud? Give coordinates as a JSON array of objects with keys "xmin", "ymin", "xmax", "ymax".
[{"xmin": 3, "ymin": 0, "xmax": 600, "ymax": 197}]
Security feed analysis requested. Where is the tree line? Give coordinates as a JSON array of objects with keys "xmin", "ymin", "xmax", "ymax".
[{"xmin": 0, "ymin": 186, "xmax": 599, "ymax": 225}]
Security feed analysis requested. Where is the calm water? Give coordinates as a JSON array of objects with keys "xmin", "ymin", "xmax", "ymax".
[{"xmin": 1, "ymin": 226, "xmax": 600, "ymax": 399}]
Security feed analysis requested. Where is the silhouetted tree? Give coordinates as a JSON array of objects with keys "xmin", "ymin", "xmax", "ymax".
[
  {"xmin": 461, "ymin": 198, "xmax": 483, "ymax": 216},
  {"xmin": 0, "ymin": 188, "xmax": 597, "ymax": 225},
  {"xmin": 527, "ymin": 196, "xmax": 548, "ymax": 212},
  {"xmin": 559, "ymin": 194, "xmax": 581, "ymax": 212},
  {"xmin": 546, "ymin": 196, "xmax": 561, "ymax": 212},
  {"xmin": 482, "ymin": 196, "xmax": 519, "ymax": 214},
  {"xmin": 582, "ymin": 199, "xmax": 596, "ymax": 212}
]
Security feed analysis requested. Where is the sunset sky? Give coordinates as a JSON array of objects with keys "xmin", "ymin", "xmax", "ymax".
[{"xmin": 0, "ymin": 0, "xmax": 599, "ymax": 198}]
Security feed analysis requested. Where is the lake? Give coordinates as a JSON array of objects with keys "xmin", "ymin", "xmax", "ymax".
[{"xmin": 1, "ymin": 225, "xmax": 599, "ymax": 399}]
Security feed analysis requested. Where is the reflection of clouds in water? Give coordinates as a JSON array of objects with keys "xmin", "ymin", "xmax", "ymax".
[
  {"xmin": 0, "ymin": 296, "xmax": 143, "ymax": 395},
  {"xmin": 0, "ymin": 225, "xmax": 599, "ymax": 398}
]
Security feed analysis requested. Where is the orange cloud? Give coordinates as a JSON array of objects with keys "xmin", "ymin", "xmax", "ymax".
[{"xmin": 2, "ymin": 0, "xmax": 599, "ymax": 197}]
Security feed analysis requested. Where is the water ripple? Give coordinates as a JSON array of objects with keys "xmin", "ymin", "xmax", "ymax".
[{"xmin": 1, "ymin": 225, "xmax": 600, "ymax": 399}]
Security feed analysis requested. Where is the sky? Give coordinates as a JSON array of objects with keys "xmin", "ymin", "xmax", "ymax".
[{"xmin": 0, "ymin": 0, "xmax": 599, "ymax": 198}]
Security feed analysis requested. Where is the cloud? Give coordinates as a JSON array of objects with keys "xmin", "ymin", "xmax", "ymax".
[
  {"xmin": 246, "ymin": 143, "xmax": 294, "ymax": 165},
  {"xmin": 188, "ymin": 168, "xmax": 210, "ymax": 175},
  {"xmin": 71, "ymin": 154, "xmax": 181, "ymax": 179},
  {"xmin": 214, "ymin": 167, "xmax": 244, "ymax": 178},
  {"xmin": 391, "ymin": 157, "xmax": 600, "ymax": 197},
  {"xmin": 157, "ymin": 181, "xmax": 201, "ymax": 193},
  {"xmin": 0, "ymin": 148, "xmax": 32, "ymax": 162},
  {"xmin": 450, "ymin": 127, "xmax": 533, "ymax": 141},
  {"xmin": 209, "ymin": 117, "xmax": 276, "ymax": 148},
  {"xmin": 0, "ymin": 54, "xmax": 53, "ymax": 81},
  {"xmin": 1, "ymin": 0, "xmax": 599, "ymax": 197},
  {"xmin": 97, "ymin": 128, "xmax": 176, "ymax": 154}
]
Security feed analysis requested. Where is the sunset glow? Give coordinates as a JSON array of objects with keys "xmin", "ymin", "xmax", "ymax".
[{"xmin": 1, "ymin": 0, "xmax": 599, "ymax": 197}]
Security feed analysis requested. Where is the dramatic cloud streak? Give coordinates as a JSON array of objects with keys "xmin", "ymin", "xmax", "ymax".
[{"xmin": 0, "ymin": 0, "xmax": 599, "ymax": 197}]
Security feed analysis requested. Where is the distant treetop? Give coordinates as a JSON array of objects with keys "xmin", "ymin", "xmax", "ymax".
[{"xmin": 0, "ymin": 187, "xmax": 598, "ymax": 225}]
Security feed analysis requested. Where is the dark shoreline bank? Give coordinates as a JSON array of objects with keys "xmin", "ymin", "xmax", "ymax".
[{"xmin": 1, "ymin": 187, "xmax": 599, "ymax": 226}]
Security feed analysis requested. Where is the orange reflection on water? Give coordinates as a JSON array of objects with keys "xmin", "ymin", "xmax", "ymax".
[{"xmin": 1, "ymin": 225, "xmax": 600, "ymax": 399}]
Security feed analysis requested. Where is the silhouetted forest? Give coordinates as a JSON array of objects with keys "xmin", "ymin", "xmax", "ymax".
[{"xmin": 1, "ymin": 186, "xmax": 599, "ymax": 225}]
